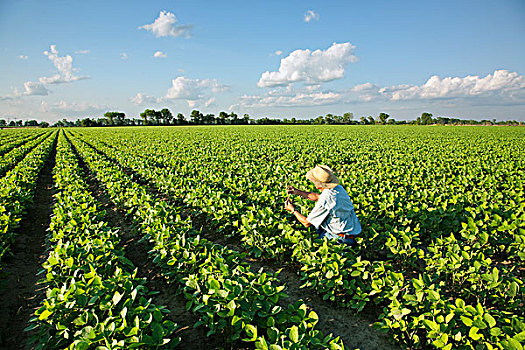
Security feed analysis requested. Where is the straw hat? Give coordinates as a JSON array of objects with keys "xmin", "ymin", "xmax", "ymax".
[{"xmin": 306, "ymin": 165, "xmax": 339, "ymax": 189}]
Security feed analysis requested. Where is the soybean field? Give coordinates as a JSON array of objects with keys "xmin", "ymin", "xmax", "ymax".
[{"xmin": 0, "ymin": 125, "xmax": 523, "ymax": 350}]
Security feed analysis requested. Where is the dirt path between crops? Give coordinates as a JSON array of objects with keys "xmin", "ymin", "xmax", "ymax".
[
  {"xmin": 66, "ymin": 134, "xmax": 246, "ymax": 350},
  {"xmin": 73, "ymin": 133, "xmax": 400, "ymax": 350},
  {"xmin": 0, "ymin": 135, "xmax": 57, "ymax": 350}
]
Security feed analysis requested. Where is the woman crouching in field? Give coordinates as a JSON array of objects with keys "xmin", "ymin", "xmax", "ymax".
[{"xmin": 284, "ymin": 165, "xmax": 361, "ymax": 245}]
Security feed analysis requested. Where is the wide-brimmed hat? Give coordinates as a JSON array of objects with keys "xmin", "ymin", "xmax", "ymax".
[{"xmin": 306, "ymin": 165, "xmax": 339, "ymax": 189}]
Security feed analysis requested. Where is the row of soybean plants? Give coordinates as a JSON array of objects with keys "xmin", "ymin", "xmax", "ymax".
[
  {"xmin": 0, "ymin": 130, "xmax": 47, "ymax": 157},
  {"xmin": 73, "ymin": 126, "xmax": 524, "ymax": 350},
  {"xmin": 0, "ymin": 131, "xmax": 52, "ymax": 177},
  {"xmin": 67, "ymin": 131, "xmax": 347, "ymax": 350},
  {"xmin": 28, "ymin": 131, "xmax": 178, "ymax": 349},
  {"xmin": 0, "ymin": 128, "xmax": 43, "ymax": 148},
  {"xmin": 0, "ymin": 131, "xmax": 56, "ymax": 270}
]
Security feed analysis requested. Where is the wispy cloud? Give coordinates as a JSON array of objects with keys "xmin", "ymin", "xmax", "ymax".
[
  {"xmin": 130, "ymin": 92, "xmax": 158, "ymax": 105},
  {"xmin": 75, "ymin": 49, "xmax": 90, "ymax": 54},
  {"xmin": 258, "ymin": 42, "xmax": 358, "ymax": 87},
  {"xmin": 153, "ymin": 51, "xmax": 168, "ymax": 58},
  {"xmin": 120, "ymin": 53, "xmax": 129, "ymax": 60},
  {"xmin": 50, "ymin": 100, "xmax": 110, "ymax": 113},
  {"xmin": 1, "ymin": 45, "xmax": 88, "ymax": 101},
  {"xmin": 304, "ymin": 10, "xmax": 320, "ymax": 22},
  {"xmin": 18, "ymin": 55, "xmax": 28, "ymax": 60},
  {"xmin": 139, "ymin": 10, "xmax": 192, "ymax": 38}
]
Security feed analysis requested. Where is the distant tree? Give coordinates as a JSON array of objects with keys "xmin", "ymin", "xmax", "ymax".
[
  {"xmin": 367, "ymin": 116, "xmax": 375, "ymax": 125},
  {"xmin": 203, "ymin": 113, "xmax": 215, "ymax": 124},
  {"xmin": 314, "ymin": 116, "xmax": 324, "ymax": 124},
  {"xmin": 104, "ymin": 112, "xmax": 114, "ymax": 126},
  {"xmin": 81, "ymin": 118, "xmax": 97, "ymax": 127},
  {"xmin": 39, "ymin": 121, "xmax": 49, "ymax": 128},
  {"xmin": 436, "ymin": 117, "xmax": 450, "ymax": 125},
  {"xmin": 218, "ymin": 111, "xmax": 229, "ymax": 124},
  {"xmin": 360, "ymin": 116, "xmax": 368, "ymax": 125},
  {"xmin": 378, "ymin": 112, "xmax": 390, "ymax": 125},
  {"xmin": 160, "ymin": 108, "xmax": 173, "ymax": 125},
  {"xmin": 420, "ymin": 112, "xmax": 434, "ymax": 125},
  {"xmin": 342, "ymin": 112, "xmax": 354, "ymax": 124},
  {"xmin": 176, "ymin": 113, "xmax": 186, "ymax": 125},
  {"xmin": 0, "ymin": 119, "xmax": 6, "ymax": 127},
  {"xmin": 243, "ymin": 114, "xmax": 250, "ymax": 124},
  {"xmin": 24, "ymin": 120, "xmax": 39, "ymax": 127},
  {"xmin": 140, "ymin": 109, "xmax": 158, "ymax": 125},
  {"xmin": 104, "ymin": 111, "xmax": 126, "ymax": 126},
  {"xmin": 190, "ymin": 110, "xmax": 203, "ymax": 124},
  {"xmin": 97, "ymin": 117, "xmax": 109, "ymax": 126},
  {"xmin": 230, "ymin": 112, "xmax": 238, "ymax": 124}
]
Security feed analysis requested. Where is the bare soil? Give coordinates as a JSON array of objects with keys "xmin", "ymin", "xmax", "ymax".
[{"xmin": 0, "ymin": 137, "xmax": 57, "ymax": 350}]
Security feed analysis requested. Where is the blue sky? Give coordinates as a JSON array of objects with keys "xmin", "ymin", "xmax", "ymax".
[{"xmin": 1, "ymin": 0, "xmax": 524, "ymax": 122}]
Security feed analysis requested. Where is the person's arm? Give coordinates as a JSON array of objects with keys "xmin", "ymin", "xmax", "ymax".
[
  {"xmin": 284, "ymin": 200, "xmax": 311, "ymax": 227},
  {"xmin": 292, "ymin": 208, "xmax": 311, "ymax": 227},
  {"xmin": 287, "ymin": 186, "xmax": 320, "ymax": 201}
]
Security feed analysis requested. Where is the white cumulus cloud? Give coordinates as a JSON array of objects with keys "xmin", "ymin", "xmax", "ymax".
[
  {"xmin": 257, "ymin": 42, "xmax": 358, "ymax": 88},
  {"xmin": 139, "ymin": 11, "xmax": 192, "ymax": 38},
  {"xmin": 120, "ymin": 53, "xmax": 129, "ymax": 60},
  {"xmin": 22, "ymin": 81, "xmax": 49, "ymax": 96},
  {"xmin": 379, "ymin": 70, "xmax": 525, "ymax": 101},
  {"xmin": 18, "ymin": 55, "xmax": 28, "ymax": 60},
  {"xmin": 154, "ymin": 51, "xmax": 168, "ymax": 58},
  {"xmin": 304, "ymin": 10, "xmax": 320, "ymax": 22},
  {"xmin": 39, "ymin": 45, "xmax": 89, "ymax": 84},
  {"xmin": 130, "ymin": 76, "xmax": 228, "ymax": 107},
  {"xmin": 275, "ymin": 50, "xmax": 283, "ymax": 56},
  {"xmin": 164, "ymin": 76, "xmax": 227, "ymax": 101}
]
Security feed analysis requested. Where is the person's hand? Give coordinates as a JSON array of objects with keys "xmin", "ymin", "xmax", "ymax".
[
  {"xmin": 286, "ymin": 186, "xmax": 297, "ymax": 195},
  {"xmin": 284, "ymin": 199, "xmax": 295, "ymax": 213}
]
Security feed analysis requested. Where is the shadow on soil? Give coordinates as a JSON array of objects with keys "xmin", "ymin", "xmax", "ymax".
[{"xmin": 0, "ymin": 135, "xmax": 57, "ymax": 350}]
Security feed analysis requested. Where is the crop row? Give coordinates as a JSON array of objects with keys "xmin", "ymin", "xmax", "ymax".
[
  {"xmin": 67, "ymin": 131, "xmax": 347, "ymax": 350},
  {"xmin": 28, "ymin": 131, "xmax": 178, "ymax": 349},
  {"xmin": 71, "ymin": 126, "xmax": 524, "ymax": 349},
  {"xmin": 0, "ymin": 131, "xmax": 46, "ymax": 157},
  {"xmin": 0, "ymin": 131, "xmax": 56, "ymax": 269},
  {"xmin": 0, "ymin": 131, "xmax": 52, "ymax": 178}
]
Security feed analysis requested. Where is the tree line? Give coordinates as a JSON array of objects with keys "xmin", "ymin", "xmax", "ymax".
[{"xmin": 1, "ymin": 110, "xmax": 522, "ymax": 128}]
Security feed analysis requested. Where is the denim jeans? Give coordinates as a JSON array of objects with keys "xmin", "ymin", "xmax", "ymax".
[{"xmin": 316, "ymin": 227, "xmax": 356, "ymax": 245}]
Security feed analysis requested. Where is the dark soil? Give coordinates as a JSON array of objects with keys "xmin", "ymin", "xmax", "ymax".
[
  {"xmin": 0, "ymin": 136, "xmax": 57, "ymax": 350},
  {"xmin": 66, "ymin": 134, "xmax": 243, "ymax": 349}
]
